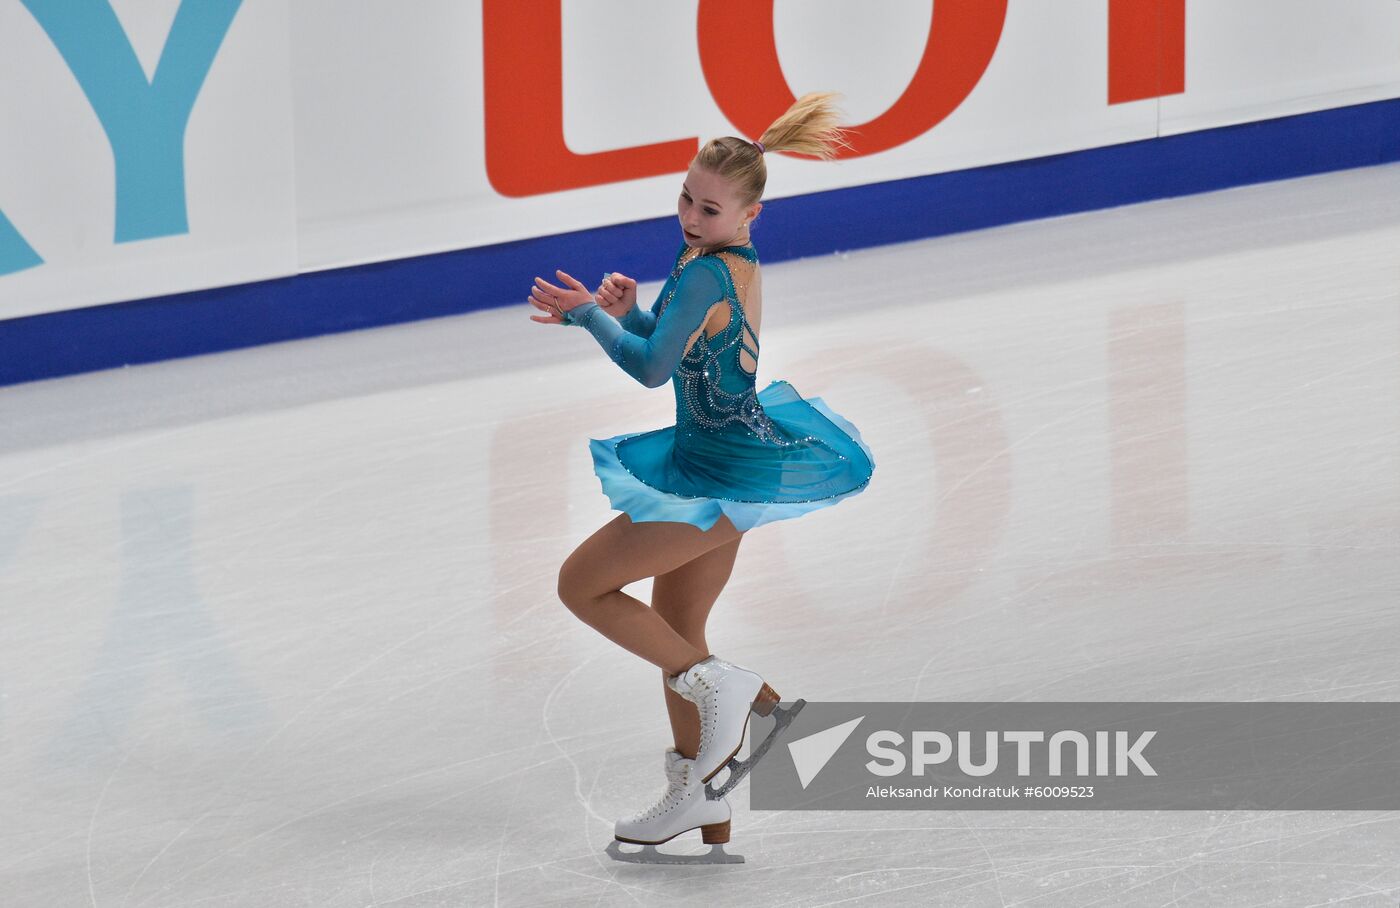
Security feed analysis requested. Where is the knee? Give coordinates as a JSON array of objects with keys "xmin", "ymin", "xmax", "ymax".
[{"xmin": 556, "ymin": 558, "xmax": 599, "ymax": 615}]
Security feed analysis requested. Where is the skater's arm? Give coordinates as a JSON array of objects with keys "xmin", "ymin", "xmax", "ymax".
[
  {"xmin": 613, "ymin": 245, "xmax": 685, "ymax": 339},
  {"xmin": 618, "ymin": 301, "xmax": 658, "ymax": 338},
  {"xmin": 563, "ymin": 259, "xmax": 727, "ymax": 388}
]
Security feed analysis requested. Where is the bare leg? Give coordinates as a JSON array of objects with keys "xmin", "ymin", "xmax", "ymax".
[
  {"xmin": 650, "ymin": 536, "xmax": 743, "ymax": 759},
  {"xmin": 557, "ymin": 513, "xmax": 742, "ymax": 676}
]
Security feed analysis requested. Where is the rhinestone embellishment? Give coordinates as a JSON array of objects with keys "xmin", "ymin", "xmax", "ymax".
[{"xmin": 657, "ymin": 245, "xmax": 826, "ymax": 446}]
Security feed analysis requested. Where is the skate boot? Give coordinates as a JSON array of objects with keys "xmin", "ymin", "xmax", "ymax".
[
  {"xmin": 665, "ymin": 655, "xmax": 804, "ymax": 799},
  {"xmin": 606, "ymin": 748, "xmax": 742, "ymax": 865}
]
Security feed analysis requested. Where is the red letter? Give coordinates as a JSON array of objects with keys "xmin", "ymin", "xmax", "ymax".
[
  {"xmin": 482, "ymin": 0, "xmax": 698, "ymax": 197},
  {"xmin": 698, "ymin": 0, "xmax": 1007, "ymax": 158},
  {"xmin": 1108, "ymin": 0, "xmax": 1185, "ymax": 104}
]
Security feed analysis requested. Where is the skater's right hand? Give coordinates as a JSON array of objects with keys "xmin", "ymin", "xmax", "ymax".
[
  {"xmin": 528, "ymin": 270, "xmax": 592, "ymax": 325},
  {"xmin": 595, "ymin": 272, "xmax": 638, "ymax": 317}
]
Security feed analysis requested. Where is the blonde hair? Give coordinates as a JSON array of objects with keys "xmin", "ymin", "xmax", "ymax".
[{"xmin": 693, "ymin": 91, "xmax": 853, "ymax": 208}]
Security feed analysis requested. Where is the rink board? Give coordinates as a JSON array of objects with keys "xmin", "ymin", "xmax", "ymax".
[{"xmin": 1, "ymin": 95, "xmax": 1397, "ymax": 387}]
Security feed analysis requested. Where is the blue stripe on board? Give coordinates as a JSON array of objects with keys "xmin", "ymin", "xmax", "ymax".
[{"xmin": 3, "ymin": 96, "xmax": 1398, "ymax": 388}]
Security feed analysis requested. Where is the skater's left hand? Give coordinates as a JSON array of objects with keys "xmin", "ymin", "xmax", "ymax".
[
  {"xmin": 528, "ymin": 270, "xmax": 592, "ymax": 324},
  {"xmin": 595, "ymin": 272, "xmax": 638, "ymax": 317}
]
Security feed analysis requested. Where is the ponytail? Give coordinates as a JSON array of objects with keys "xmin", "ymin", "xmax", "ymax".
[
  {"xmin": 693, "ymin": 92, "xmax": 852, "ymax": 206},
  {"xmin": 757, "ymin": 91, "xmax": 854, "ymax": 160}
]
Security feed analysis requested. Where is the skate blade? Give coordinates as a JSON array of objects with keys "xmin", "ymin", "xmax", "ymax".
[
  {"xmin": 605, "ymin": 840, "xmax": 744, "ymax": 865},
  {"xmin": 706, "ymin": 698, "xmax": 806, "ymax": 801}
]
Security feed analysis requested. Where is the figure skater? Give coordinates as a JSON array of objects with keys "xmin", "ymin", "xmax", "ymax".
[{"xmin": 526, "ymin": 92, "xmax": 875, "ymax": 864}]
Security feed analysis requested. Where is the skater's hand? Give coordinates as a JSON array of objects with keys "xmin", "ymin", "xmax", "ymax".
[
  {"xmin": 595, "ymin": 272, "xmax": 638, "ymax": 317},
  {"xmin": 528, "ymin": 270, "xmax": 592, "ymax": 324}
]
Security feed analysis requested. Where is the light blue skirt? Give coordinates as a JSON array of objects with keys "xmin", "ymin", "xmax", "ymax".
[{"xmin": 588, "ymin": 380, "xmax": 875, "ymax": 532}]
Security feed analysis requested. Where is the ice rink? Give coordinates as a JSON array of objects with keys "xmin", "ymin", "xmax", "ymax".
[{"xmin": 2, "ymin": 161, "xmax": 1398, "ymax": 906}]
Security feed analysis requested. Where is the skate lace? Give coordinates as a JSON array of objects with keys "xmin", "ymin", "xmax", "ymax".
[
  {"xmin": 692, "ymin": 674, "xmax": 717, "ymax": 751},
  {"xmin": 634, "ymin": 761, "xmax": 694, "ymax": 821},
  {"xmin": 674, "ymin": 661, "xmax": 732, "ymax": 754}
]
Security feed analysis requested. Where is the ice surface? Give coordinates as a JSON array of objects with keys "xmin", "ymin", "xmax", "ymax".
[{"xmin": 1, "ymin": 162, "xmax": 1397, "ymax": 906}]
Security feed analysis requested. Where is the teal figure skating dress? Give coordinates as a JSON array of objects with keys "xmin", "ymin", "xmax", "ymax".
[{"xmin": 561, "ymin": 242, "xmax": 874, "ymax": 532}]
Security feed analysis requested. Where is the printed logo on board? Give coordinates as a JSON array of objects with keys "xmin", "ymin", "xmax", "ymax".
[{"xmin": 0, "ymin": 0, "xmax": 244, "ymax": 276}]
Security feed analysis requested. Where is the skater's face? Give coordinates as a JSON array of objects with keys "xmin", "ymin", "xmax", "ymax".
[{"xmin": 678, "ymin": 166, "xmax": 761, "ymax": 251}]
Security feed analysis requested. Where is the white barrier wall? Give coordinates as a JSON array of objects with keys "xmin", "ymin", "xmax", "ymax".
[
  {"xmin": 2, "ymin": 0, "xmax": 1399, "ymax": 321},
  {"xmin": 0, "ymin": 0, "xmax": 297, "ymax": 319}
]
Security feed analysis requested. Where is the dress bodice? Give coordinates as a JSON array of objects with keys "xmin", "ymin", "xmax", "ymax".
[
  {"xmin": 578, "ymin": 240, "xmax": 876, "ymax": 530},
  {"xmin": 655, "ymin": 245, "xmax": 793, "ymax": 446}
]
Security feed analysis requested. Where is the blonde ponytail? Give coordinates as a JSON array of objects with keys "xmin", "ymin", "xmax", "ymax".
[
  {"xmin": 693, "ymin": 92, "xmax": 853, "ymax": 206},
  {"xmin": 757, "ymin": 91, "xmax": 854, "ymax": 160}
]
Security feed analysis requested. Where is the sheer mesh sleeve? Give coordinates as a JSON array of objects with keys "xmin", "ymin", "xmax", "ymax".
[
  {"xmin": 565, "ymin": 258, "xmax": 726, "ymax": 388},
  {"xmin": 614, "ymin": 244, "xmax": 685, "ymax": 338},
  {"xmin": 618, "ymin": 298, "xmax": 658, "ymax": 338}
]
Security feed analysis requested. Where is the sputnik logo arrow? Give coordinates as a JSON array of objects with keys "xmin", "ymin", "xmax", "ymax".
[{"xmin": 787, "ymin": 716, "xmax": 864, "ymax": 789}]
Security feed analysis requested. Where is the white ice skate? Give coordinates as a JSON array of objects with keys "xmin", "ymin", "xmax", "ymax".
[
  {"xmin": 605, "ymin": 748, "xmax": 742, "ymax": 865},
  {"xmin": 665, "ymin": 655, "xmax": 807, "ymax": 802}
]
